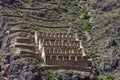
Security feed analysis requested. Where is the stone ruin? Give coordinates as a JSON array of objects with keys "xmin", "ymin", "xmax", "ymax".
[
  {"xmin": 35, "ymin": 31, "xmax": 92, "ymax": 72},
  {"xmin": 7, "ymin": 30, "xmax": 91, "ymax": 72}
]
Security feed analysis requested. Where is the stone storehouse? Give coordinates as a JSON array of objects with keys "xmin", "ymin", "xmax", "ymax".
[{"xmin": 35, "ymin": 31, "xmax": 91, "ymax": 70}]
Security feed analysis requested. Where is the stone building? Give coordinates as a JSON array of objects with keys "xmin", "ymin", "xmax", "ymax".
[{"xmin": 35, "ymin": 31, "xmax": 91, "ymax": 71}]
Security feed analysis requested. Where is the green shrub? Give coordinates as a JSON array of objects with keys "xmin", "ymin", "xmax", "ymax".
[
  {"xmin": 45, "ymin": 71, "xmax": 55, "ymax": 80},
  {"xmin": 67, "ymin": 15, "xmax": 75, "ymax": 22},
  {"xmin": 82, "ymin": 21, "xmax": 92, "ymax": 31},
  {"xmin": 80, "ymin": 13, "xmax": 90, "ymax": 20},
  {"xmin": 80, "ymin": 7, "xmax": 87, "ymax": 13},
  {"xmin": 80, "ymin": 7, "xmax": 90, "ymax": 20},
  {"xmin": 106, "ymin": 75, "xmax": 115, "ymax": 80},
  {"xmin": 50, "ymin": 6, "xmax": 57, "ymax": 10}
]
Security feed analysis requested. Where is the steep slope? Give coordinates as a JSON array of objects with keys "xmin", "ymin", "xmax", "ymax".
[
  {"xmin": 0, "ymin": 0, "xmax": 120, "ymax": 80},
  {"xmin": 87, "ymin": 0, "xmax": 120, "ymax": 80}
]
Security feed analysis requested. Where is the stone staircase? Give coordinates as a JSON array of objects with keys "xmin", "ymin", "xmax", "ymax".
[{"xmin": 13, "ymin": 37, "xmax": 42, "ymax": 61}]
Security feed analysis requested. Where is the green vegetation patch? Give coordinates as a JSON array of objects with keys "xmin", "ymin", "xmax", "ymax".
[
  {"xmin": 82, "ymin": 21, "xmax": 92, "ymax": 31},
  {"xmin": 67, "ymin": 15, "xmax": 76, "ymax": 22},
  {"xmin": 45, "ymin": 71, "xmax": 55, "ymax": 80},
  {"xmin": 80, "ymin": 7, "xmax": 90, "ymax": 20}
]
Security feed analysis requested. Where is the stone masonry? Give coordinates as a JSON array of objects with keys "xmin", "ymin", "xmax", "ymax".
[
  {"xmin": 10, "ymin": 30, "xmax": 91, "ymax": 72},
  {"xmin": 35, "ymin": 31, "xmax": 91, "ymax": 71}
]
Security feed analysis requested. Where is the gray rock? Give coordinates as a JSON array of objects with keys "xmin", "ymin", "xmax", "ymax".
[
  {"xmin": 109, "ymin": 48, "xmax": 117, "ymax": 57},
  {"xmin": 0, "ymin": 19, "xmax": 7, "ymax": 38},
  {"xmin": 10, "ymin": 55, "xmax": 20, "ymax": 61},
  {"xmin": 89, "ymin": 17, "xmax": 95, "ymax": 23},
  {"xmin": 110, "ymin": 60, "xmax": 118, "ymax": 70},
  {"xmin": 115, "ymin": 72, "xmax": 120, "ymax": 80},
  {"xmin": 118, "ymin": 60, "xmax": 120, "ymax": 68},
  {"xmin": 58, "ymin": 75, "xmax": 63, "ymax": 80},
  {"xmin": 106, "ymin": 38, "xmax": 117, "ymax": 48},
  {"xmin": 84, "ymin": 31, "xmax": 91, "ymax": 41},
  {"xmin": 115, "ymin": 27, "xmax": 120, "ymax": 36},
  {"xmin": 99, "ymin": 59, "xmax": 119, "ymax": 72},
  {"xmin": 0, "ymin": 0, "xmax": 15, "ymax": 5},
  {"xmin": 72, "ymin": 75, "xmax": 81, "ymax": 80}
]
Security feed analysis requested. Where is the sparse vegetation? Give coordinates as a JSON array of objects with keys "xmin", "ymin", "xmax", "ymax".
[
  {"xmin": 80, "ymin": 8, "xmax": 90, "ymax": 20},
  {"xmin": 79, "ymin": 7, "xmax": 92, "ymax": 32},
  {"xmin": 82, "ymin": 21, "xmax": 92, "ymax": 31},
  {"xmin": 106, "ymin": 75, "xmax": 115, "ymax": 80},
  {"xmin": 45, "ymin": 71, "xmax": 55, "ymax": 80},
  {"xmin": 67, "ymin": 15, "xmax": 76, "ymax": 22}
]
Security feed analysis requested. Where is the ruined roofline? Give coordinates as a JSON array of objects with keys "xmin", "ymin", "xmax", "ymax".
[
  {"xmin": 44, "ymin": 54, "xmax": 83, "ymax": 56},
  {"xmin": 44, "ymin": 47, "xmax": 83, "ymax": 50},
  {"xmin": 42, "ymin": 39, "xmax": 81, "ymax": 43},
  {"xmin": 35, "ymin": 30, "xmax": 78, "ymax": 34},
  {"xmin": 40, "ymin": 47, "xmax": 85, "ymax": 63},
  {"xmin": 42, "ymin": 39, "xmax": 80, "ymax": 42},
  {"xmin": 43, "ymin": 47, "xmax": 82, "ymax": 49},
  {"xmin": 45, "ymin": 55, "xmax": 83, "ymax": 62},
  {"xmin": 38, "ymin": 33, "xmax": 75, "ymax": 38},
  {"xmin": 43, "ymin": 46, "xmax": 82, "ymax": 49},
  {"xmin": 38, "ymin": 38, "xmax": 77, "ymax": 41},
  {"xmin": 45, "ymin": 55, "xmax": 88, "ymax": 62},
  {"xmin": 35, "ymin": 31, "xmax": 80, "ymax": 46},
  {"xmin": 44, "ymin": 48, "xmax": 83, "ymax": 55},
  {"xmin": 42, "ymin": 40, "xmax": 82, "ymax": 48},
  {"xmin": 37, "ymin": 38, "xmax": 83, "ymax": 52},
  {"xmin": 36, "ymin": 31, "xmax": 67, "ymax": 34},
  {"xmin": 35, "ymin": 31, "xmax": 79, "ymax": 41}
]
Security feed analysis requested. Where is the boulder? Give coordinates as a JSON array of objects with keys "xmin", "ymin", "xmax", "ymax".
[
  {"xmin": 106, "ymin": 38, "xmax": 117, "ymax": 48},
  {"xmin": 0, "ymin": 0, "xmax": 15, "ymax": 5},
  {"xmin": 110, "ymin": 60, "xmax": 118, "ymax": 70},
  {"xmin": 115, "ymin": 72, "xmax": 120, "ymax": 80},
  {"xmin": 72, "ymin": 75, "xmax": 81, "ymax": 80},
  {"xmin": 99, "ymin": 59, "xmax": 119, "ymax": 72}
]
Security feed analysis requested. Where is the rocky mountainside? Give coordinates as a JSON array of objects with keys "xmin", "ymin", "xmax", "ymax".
[
  {"xmin": 0, "ymin": 0, "xmax": 120, "ymax": 80},
  {"xmin": 89, "ymin": 0, "xmax": 120, "ymax": 80}
]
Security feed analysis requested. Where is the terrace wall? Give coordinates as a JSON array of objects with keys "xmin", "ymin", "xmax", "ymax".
[{"xmin": 45, "ymin": 55, "xmax": 90, "ymax": 67}]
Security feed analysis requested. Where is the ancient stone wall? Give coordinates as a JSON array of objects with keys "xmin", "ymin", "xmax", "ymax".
[
  {"xmin": 15, "ymin": 44, "xmax": 35, "ymax": 51},
  {"xmin": 7, "ymin": 30, "xmax": 31, "ymax": 34},
  {"xmin": 43, "ymin": 40, "xmax": 81, "ymax": 48},
  {"xmin": 15, "ymin": 38, "xmax": 34, "ymax": 44},
  {"xmin": 35, "ymin": 31, "xmax": 91, "ymax": 69},
  {"xmin": 38, "ymin": 32, "xmax": 77, "ymax": 41},
  {"xmin": 40, "ymin": 65, "xmax": 91, "ymax": 72},
  {"xmin": 44, "ymin": 48, "xmax": 83, "ymax": 55},
  {"xmin": 45, "ymin": 55, "xmax": 90, "ymax": 67}
]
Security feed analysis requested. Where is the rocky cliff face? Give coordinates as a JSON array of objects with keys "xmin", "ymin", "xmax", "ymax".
[{"xmin": 0, "ymin": 0, "xmax": 120, "ymax": 80}]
